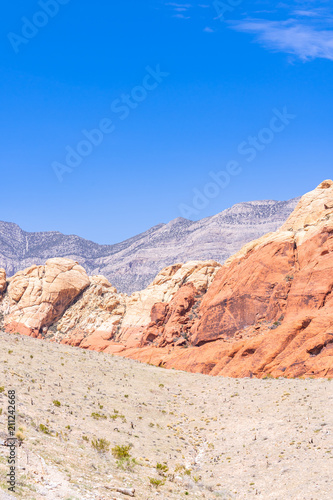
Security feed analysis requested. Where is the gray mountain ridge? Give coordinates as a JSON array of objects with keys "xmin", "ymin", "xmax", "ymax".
[{"xmin": 0, "ymin": 197, "xmax": 300, "ymax": 294}]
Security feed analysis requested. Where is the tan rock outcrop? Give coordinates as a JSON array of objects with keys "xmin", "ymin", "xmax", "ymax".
[{"xmin": 4, "ymin": 258, "xmax": 90, "ymax": 337}]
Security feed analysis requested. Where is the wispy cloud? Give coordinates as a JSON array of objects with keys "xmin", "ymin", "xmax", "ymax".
[
  {"xmin": 165, "ymin": 1, "xmax": 209, "ymax": 20},
  {"xmin": 231, "ymin": 5, "xmax": 333, "ymax": 62},
  {"xmin": 165, "ymin": 3, "xmax": 192, "ymax": 11},
  {"xmin": 203, "ymin": 26, "xmax": 214, "ymax": 33},
  {"xmin": 173, "ymin": 13, "xmax": 191, "ymax": 19},
  {"xmin": 232, "ymin": 18, "xmax": 333, "ymax": 61}
]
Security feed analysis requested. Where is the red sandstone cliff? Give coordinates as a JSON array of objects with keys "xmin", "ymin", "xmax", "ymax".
[{"xmin": 1, "ymin": 181, "xmax": 333, "ymax": 378}]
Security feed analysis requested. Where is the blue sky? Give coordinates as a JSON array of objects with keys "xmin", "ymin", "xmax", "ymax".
[{"xmin": 0, "ymin": 0, "xmax": 332, "ymax": 243}]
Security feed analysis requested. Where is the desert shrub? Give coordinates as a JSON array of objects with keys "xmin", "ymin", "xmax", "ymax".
[
  {"xmin": 53, "ymin": 400, "xmax": 61, "ymax": 407},
  {"xmin": 15, "ymin": 431, "xmax": 25, "ymax": 443},
  {"xmin": 149, "ymin": 477, "xmax": 165, "ymax": 487},
  {"xmin": 110, "ymin": 411, "xmax": 126, "ymax": 422},
  {"xmin": 175, "ymin": 464, "xmax": 191, "ymax": 475},
  {"xmin": 39, "ymin": 424, "xmax": 51, "ymax": 435},
  {"xmin": 91, "ymin": 438, "xmax": 110, "ymax": 453},
  {"xmin": 116, "ymin": 458, "xmax": 138, "ymax": 471},
  {"xmin": 156, "ymin": 463, "xmax": 168, "ymax": 475},
  {"xmin": 111, "ymin": 444, "xmax": 132, "ymax": 459},
  {"xmin": 0, "ymin": 387, "xmax": 4, "ymax": 393},
  {"xmin": 91, "ymin": 412, "xmax": 107, "ymax": 420}
]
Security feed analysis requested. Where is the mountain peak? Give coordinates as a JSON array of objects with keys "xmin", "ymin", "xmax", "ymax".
[{"xmin": 0, "ymin": 196, "xmax": 299, "ymax": 294}]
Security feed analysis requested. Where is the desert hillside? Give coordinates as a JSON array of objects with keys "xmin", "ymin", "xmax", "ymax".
[
  {"xmin": 0, "ymin": 331, "xmax": 332, "ymax": 499},
  {"xmin": 0, "ymin": 181, "xmax": 332, "ymax": 379}
]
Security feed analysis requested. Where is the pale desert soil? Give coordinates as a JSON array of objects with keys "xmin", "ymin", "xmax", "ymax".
[{"xmin": 0, "ymin": 331, "xmax": 332, "ymax": 500}]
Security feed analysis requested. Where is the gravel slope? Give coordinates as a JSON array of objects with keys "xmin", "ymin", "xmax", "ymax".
[{"xmin": 0, "ymin": 331, "xmax": 332, "ymax": 499}]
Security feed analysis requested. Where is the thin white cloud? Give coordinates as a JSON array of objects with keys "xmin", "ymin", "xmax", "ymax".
[
  {"xmin": 165, "ymin": 2, "xmax": 192, "ymax": 7},
  {"xmin": 293, "ymin": 10, "xmax": 321, "ymax": 18},
  {"xmin": 165, "ymin": 1, "xmax": 192, "ymax": 19},
  {"xmin": 203, "ymin": 27, "xmax": 214, "ymax": 32},
  {"xmin": 231, "ymin": 15, "xmax": 333, "ymax": 61}
]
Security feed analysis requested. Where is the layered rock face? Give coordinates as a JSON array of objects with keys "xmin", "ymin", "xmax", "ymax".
[
  {"xmin": 122, "ymin": 180, "xmax": 333, "ymax": 378},
  {"xmin": 55, "ymin": 260, "xmax": 221, "ymax": 352},
  {"xmin": 0, "ymin": 181, "xmax": 332, "ymax": 378}
]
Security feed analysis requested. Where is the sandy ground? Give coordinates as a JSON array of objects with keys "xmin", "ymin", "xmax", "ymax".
[{"xmin": 0, "ymin": 331, "xmax": 332, "ymax": 500}]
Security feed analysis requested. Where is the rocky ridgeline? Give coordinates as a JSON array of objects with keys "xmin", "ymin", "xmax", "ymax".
[
  {"xmin": 1, "ymin": 181, "xmax": 333, "ymax": 379},
  {"xmin": 0, "ymin": 197, "xmax": 299, "ymax": 294}
]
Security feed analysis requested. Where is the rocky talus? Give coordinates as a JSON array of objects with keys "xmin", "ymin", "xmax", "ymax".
[{"xmin": 1, "ymin": 181, "xmax": 332, "ymax": 378}]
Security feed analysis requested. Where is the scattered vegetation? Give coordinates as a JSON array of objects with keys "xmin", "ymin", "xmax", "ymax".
[
  {"xmin": 156, "ymin": 463, "xmax": 168, "ymax": 475},
  {"xmin": 116, "ymin": 457, "xmax": 138, "ymax": 471},
  {"xmin": 91, "ymin": 412, "xmax": 107, "ymax": 420},
  {"xmin": 39, "ymin": 424, "xmax": 51, "ymax": 435},
  {"xmin": 110, "ymin": 410, "xmax": 126, "ymax": 422},
  {"xmin": 174, "ymin": 464, "xmax": 192, "ymax": 475}
]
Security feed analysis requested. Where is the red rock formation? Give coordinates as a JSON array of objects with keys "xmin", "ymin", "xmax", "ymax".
[
  {"xmin": 122, "ymin": 180, "xmax": 333, "ymax": 378},
  {"xmin": 1, "ymin": 181, "xmax": 333, "ymax": 378}
]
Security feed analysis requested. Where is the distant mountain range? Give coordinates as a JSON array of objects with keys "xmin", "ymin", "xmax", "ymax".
[{"xmin": 0, "ymin": 197, "xmax": 299, "ymax": 294}]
